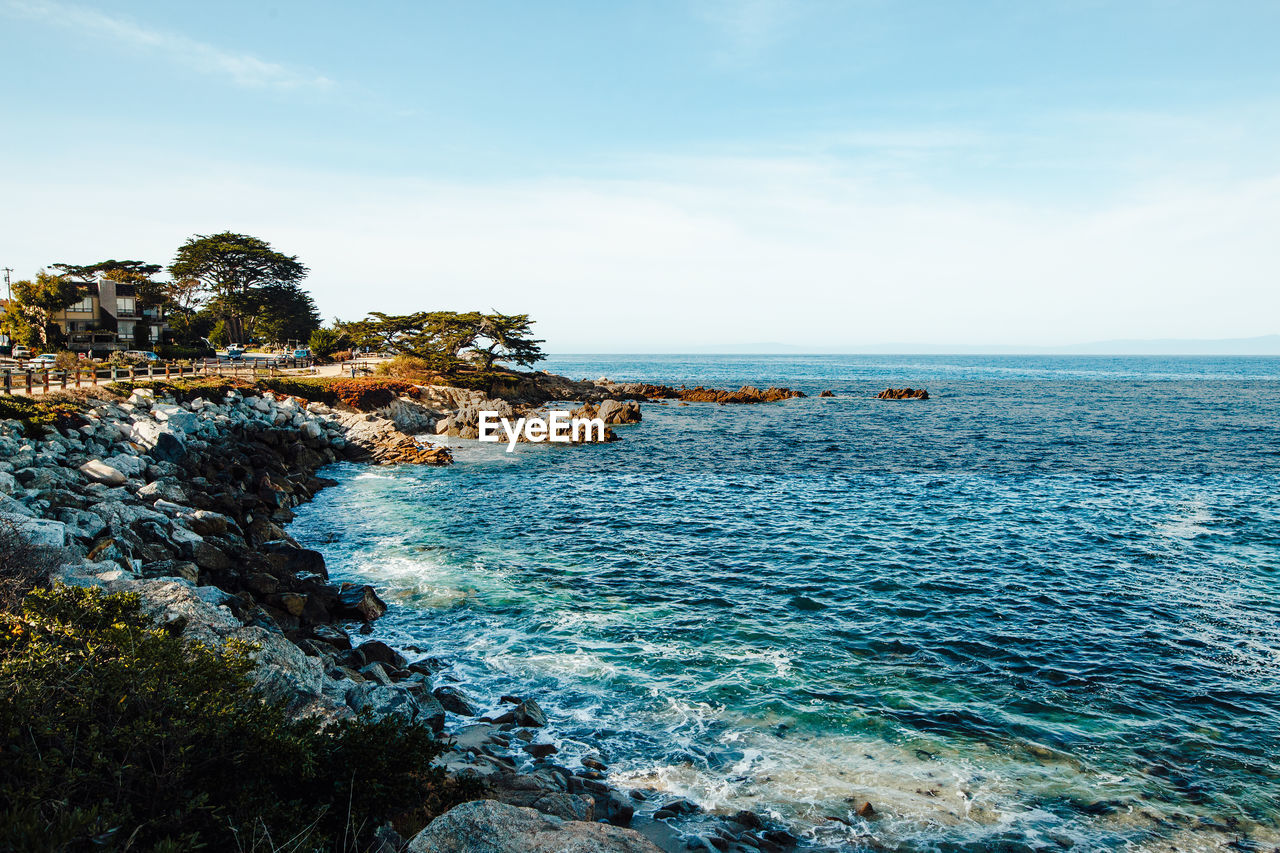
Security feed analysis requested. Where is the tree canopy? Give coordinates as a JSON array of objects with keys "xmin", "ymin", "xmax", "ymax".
[
  {"xmin": 169, "ymin": 233, "xmax": 309, "ymax": 345},
  {"xmin": 245, "ymin": 281, "xmax": 321, "ymax": 345},
  {"xmin": 50, "ymin": 260, "xmax": 162, "ymax": 283},
  {"xmin": 1, "ymin": 271, "xmax": 83, "ymax": 349},
  {"xmin": 338, "ymin": 311, "xmax": 544, "ymax": 371}
]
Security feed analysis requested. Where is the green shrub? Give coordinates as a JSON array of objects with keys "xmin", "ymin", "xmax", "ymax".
[
  {"xmin": 0, "ymin": 395, "xmax": 86, "ymax": 431},
  {"xmin": 374, "ymin": 355, "xmax": 439, "ymax": 381},
  {"xmin": 155, "ymin": 344, "xmax": 214, "ymax": 361},
  {"xmin": 101, "ymin": 378, "xmax": 261, "ymax": 404},
  {"xmin": 258, "ymin": 377, "xmax": 336, "ymax": 405},
  {"xmin": 0, "ymin": 585, "xmax": 475, "ymax": 851},
  {"xmin": 308, "ymin": 329, "xmax": 348, "ymax": 361}
]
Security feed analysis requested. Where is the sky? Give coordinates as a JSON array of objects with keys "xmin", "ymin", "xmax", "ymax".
[{"xmin": 1, "ymin": 0, "xmax": 1278, "ymax": 352}]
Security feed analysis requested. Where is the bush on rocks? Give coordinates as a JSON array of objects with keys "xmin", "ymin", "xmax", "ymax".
[
  {"xmin": 0, "ymin": 585, "xmax": 478, "ymax": 852},
  {"xmin": 259, "ymin": 377, "xmax": 417, "ymax": 411},
  {"xmin": 102, "ymin": 378, "xmax": 258, "ymax": 404},
  {"xmin": 0, "ymin": 395, "xmax": 87, "ymax": 431}
]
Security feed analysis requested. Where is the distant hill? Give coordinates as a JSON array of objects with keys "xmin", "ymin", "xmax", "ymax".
[
  {"xmin": 675, "ymin": 335, "xmax": 1280, "ymax": 356},
  {"xmin": 1047, "ymin": 335, "xmax": 1280, "ymax": 355}
]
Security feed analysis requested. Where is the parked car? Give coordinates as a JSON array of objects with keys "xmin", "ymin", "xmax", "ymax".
[
  {"xmin": 292, "ymin": 348, "xmax": 310, "ymax": 359},
  {"xmin": 122, "ymin": 350, "xmax": 160, "ymax": 362},
  {"xmin": 225, "ymin": 345, "xmax": 245, "ymax": 360},
  {"xmin": 32, "ymin": 353, "xmax": 59, "ymax": 365},
  {"xmin": 12, "ymin": 345, "xmax": 32, "ymax": 359}
]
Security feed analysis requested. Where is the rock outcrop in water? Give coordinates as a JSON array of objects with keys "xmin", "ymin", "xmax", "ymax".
[
  {"xmin": 877, "ymin": 387, "xmax": 929, "ymax": 400},
  {"xmin": 615, "ymin": 384, "xmax": 806, "ymax": 404}
]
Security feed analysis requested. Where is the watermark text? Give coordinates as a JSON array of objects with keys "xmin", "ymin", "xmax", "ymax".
[{"xmin": 478, "ymin": 411, "xmax": 606, "ymax": 451}]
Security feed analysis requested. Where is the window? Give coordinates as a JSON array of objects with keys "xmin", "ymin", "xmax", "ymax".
[
  {"xmin": 69, "ymin": 297, "xmax": 94, "ymax": 312},
  {"xmin": 117, "ymin": 296, "xmax": 136, "ymax": 316},
  {"xmin": 117, "ymin": 321, "xmax": 135, "ymax": 338}
]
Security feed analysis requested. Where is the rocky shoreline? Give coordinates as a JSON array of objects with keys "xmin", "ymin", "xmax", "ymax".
[{"xmin": 0, "ymin": 374, "xmax": 820, "ymax": 852}]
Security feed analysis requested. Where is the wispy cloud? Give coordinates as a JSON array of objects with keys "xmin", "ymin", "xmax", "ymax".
[
  {"xmin": 694, "ymin": 0, "xmax": 795, "ymax": 62},
  {"xmin": 3, "ymin": 0, "xmax": 334, "ymax": 90}
]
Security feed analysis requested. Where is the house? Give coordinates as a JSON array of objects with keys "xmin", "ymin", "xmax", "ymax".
[{"xmin": 55, "ymin": 279, "xmax": 167, "ymax": 350}]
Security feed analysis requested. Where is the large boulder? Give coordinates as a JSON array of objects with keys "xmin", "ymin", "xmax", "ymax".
[{"xmin": 407, "ymin": 800, "xmax": 661, "ymax": 853}]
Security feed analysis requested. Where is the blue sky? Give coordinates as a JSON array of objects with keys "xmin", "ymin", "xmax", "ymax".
[{"xmin": 2, "ymin": 0, "xmax": 1278, "ymax": 350}]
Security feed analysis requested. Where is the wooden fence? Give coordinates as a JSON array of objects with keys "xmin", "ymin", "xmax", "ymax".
[{"xmin": 0, "ymin": 356, "xmax": 317, "ymax": 396}]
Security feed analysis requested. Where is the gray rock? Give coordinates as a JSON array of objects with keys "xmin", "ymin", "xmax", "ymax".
[
  {"xmin": 406, "ymin": 800, "xmax": 661, "ymax": 853},
  {"xmin": 596, "ymin": 399, "xmax": 642, "ymax": 425},
  {"xmin": 514, "ymin": 698, "xmax": 549, "ymax": 728},
  {"xmin": 0, "ymin": 513, "xmax": 66, "ymax": 546},
  {"xmin": 151, "ymin": 405, "xmax": 199, "ymax": 433},
  {"xmin": 433, "ymin": 685, "xmax": 478, "ymax": 716},
  {"xmin": 186, "ymin": 509, "xmax": 233, "ymax": 536},
  {"xmin": 138, "ymin": 479, "xmax": 187, "ymax": 504},
  {"xmin": 79, "ymin": 459, "xmax": 127, "ymax": 486},
  {"xmin": 103, "ymin": 453, "xmax": 147, "ymax": 478},
  {"xmin": 0, "ymin": 494, "xmax": 36, "ymax": 517},
  {"xmin": 131, "ymin": 421, "xmax": 185, "ymax": 462}
]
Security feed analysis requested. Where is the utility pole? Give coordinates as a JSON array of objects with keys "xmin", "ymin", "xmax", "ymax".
[{"xmin": 1, "ymin": 268, "xmax": 10, "ymax": 348}]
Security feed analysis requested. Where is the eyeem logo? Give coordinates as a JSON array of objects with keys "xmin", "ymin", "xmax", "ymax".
[{"xmin": 478, "ymin": 411, "xmax": 606, "ymax": 451}]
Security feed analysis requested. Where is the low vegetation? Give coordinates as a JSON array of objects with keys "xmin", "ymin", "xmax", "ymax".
[
  {"xmin": 0, "ymin": 393, "xmax": 90, "ymax": 431},
  {"xmin": 0, "ymin": 584, "xmax": 479, "ymax": 852}
]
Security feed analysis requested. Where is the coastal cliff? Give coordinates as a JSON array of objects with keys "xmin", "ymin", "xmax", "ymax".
[{"xmin": 0, "ymin": 375, "xmax": 808, "ymax": 853}]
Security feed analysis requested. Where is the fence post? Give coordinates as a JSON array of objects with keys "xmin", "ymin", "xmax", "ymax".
[
  {"xmin": 129, "ymin": 365, "xmax": 136, "ymax": 382},
  {"xmin": 59, "ymin": 371, "xmax": 67, "ymax": 390},
  {"xmin": 111, "ymin": 365, "xmax": 118, "ymax": 381},
  {"xmin": 3, "ymin": 371, "xmax": 9, "ymax": 394},
  {"xmin": 75, "ymin": 368, "xmax": 81, "ymax": 388},
  {"xmin": 42, "ymin": 371, "xmax": 49, "ymax": 393},
  {"xmin": 147, "ymin": 363, "xmax": 154, "ymax": 378}
]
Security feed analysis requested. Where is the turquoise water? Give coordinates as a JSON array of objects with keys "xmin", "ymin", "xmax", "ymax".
[{"xmin": 291, "ymin": 356, "xmax": 1280, "ymax": 851}]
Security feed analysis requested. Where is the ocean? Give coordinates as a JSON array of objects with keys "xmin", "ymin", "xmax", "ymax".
[{"xmin": 289, "ymin": 355, "xmax": 1280, "ymax": 851}]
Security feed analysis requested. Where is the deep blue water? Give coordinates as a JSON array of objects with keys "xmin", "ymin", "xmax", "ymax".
[{"xmin": 291, "ymin": 356, "xmax": 1280, "ymax": 852}]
